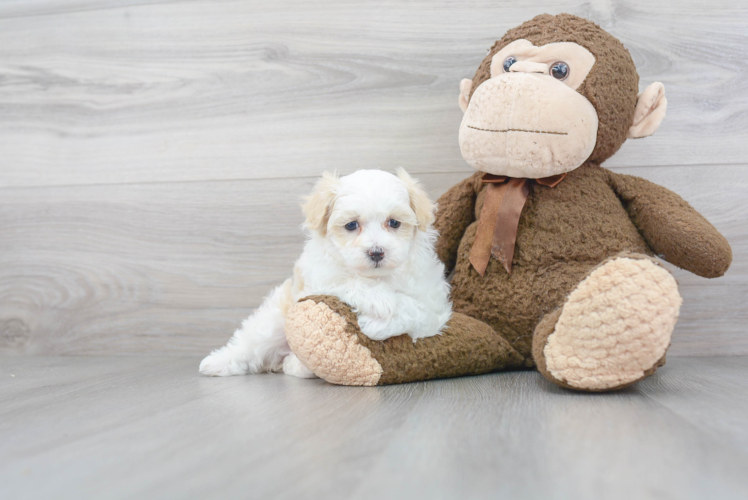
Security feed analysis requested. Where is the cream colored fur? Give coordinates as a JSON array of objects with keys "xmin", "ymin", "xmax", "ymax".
[
  {"xmin": 396, "ymin": 167, "xmax": 436, "ymax": 230},
  {"xmin": 301, "ymin": 170, "xmax": 340, "ymax": 235}
]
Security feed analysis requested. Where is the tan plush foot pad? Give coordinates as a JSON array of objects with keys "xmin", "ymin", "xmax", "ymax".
[
  {"xmin": 286, "ymin": 299, "xmax": 383, "ymax": 386},
  {"xmin": 540, "ymin": 256, "xmax": 681, "ymax": 391}
]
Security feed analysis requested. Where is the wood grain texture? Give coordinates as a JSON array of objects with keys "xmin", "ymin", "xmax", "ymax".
[
  {"xmin": 0, "ymin": 166, "xmax": 745, "ymax": 356},
  {"xmin": 0, "ymin": 0, "xmax": 746, "ymax": 187},
  {"xmin": 0, "ymin": 0, "xmax": 745, "ymax": 356},
  {"xmin": 1, "ymin": 356, "xmax": 748, "ymax": 500}
]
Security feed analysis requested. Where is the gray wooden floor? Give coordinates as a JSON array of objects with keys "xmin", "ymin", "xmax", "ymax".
[{"xmin": 2, "ymin": 356, "xmax": 748, "ymax": 500}]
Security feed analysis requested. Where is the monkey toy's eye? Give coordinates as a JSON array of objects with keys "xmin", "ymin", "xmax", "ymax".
[
  {"xmin": 345, "ymin": 221, "xmax": 358, "ymax": 231},
  {"xmin": 550, "ymin": 61, "xmax": 570, "ymax": 80},
  {"xmin": 502, "ymin": 56, "xmax": 517, "ymax": 73},
  {"xmin": 388, "ymin": 219, "xmax": 401, "ymax": 229}
]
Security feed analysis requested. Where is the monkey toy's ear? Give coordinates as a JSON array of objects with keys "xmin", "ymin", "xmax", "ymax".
[
  {"xmin": 627, "ymin": 82, "xmax": 667, "ymax": 139},
  {"xmin": 458, "ymin": 78, "xmax": 473, "ymax": 112}
]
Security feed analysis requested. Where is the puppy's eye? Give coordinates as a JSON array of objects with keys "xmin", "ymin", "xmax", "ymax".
[
  {"xmin": 550, "ymin": 61, "xmax": 569, "ymax": 80},
  {"xmin": 388, "ymin": 219, "xmax": 401, "ymax": 229},
  {"xmin": 503, "ymin": 56, "xmax": 517, "ymax": 73},
  {"xmin": 344, "ymin": 221, "xmax": 358, "ymax": 231}
]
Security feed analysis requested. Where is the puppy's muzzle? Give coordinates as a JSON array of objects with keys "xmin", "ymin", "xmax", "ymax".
[{"xmin": 368, "ymin": 247, "xmax": 385, "ymax": 263}]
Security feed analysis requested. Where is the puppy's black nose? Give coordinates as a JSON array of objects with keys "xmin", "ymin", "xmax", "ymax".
[{"xmin": 368, "ymin": 247, "xmax": 385, "ymax": 263}]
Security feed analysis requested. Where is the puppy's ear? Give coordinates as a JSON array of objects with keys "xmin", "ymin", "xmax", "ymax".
[
  {"xmin": 302, "ymin": 171, "xmax": 340, "ymax": 235},
  {"xmin": 396, "ymin": 167, "xmax": 435, "ymax": 231}
]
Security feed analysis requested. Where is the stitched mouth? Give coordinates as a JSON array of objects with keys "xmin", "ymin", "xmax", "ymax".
[{"xmin": 467, "ymin": 125, "xmax": 568, "ymax": 136}]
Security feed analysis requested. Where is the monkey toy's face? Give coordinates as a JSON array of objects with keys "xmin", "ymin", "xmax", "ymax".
[
  {"xmin": 457, "ymin": 28, "xmax": 667, "ymax": 179},
  {"xmin": 459, "ymin": 39, "xmax": 598, "ymax": 178}
]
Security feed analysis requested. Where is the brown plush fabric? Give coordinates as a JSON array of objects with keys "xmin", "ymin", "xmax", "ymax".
[
  {"xmin": 532, "ymin": 308, "xmax": 563, "ymax": 385},
  {"xmin": 469, "ymin": 13, "xmax": 639, "ymax": 165},
  {"xmin": 446, "ymin": 163, "xmax": 654, "ymax": 361},
  {"xmin": 300, "ymin": 295, "xmax": 524, "ymax": 385},
  {"xmin": 434, "ymin": 174, "xmax": 478, "ymax": 274},
  {"xmin": 607, "ymin": 171, "xmax": 733, "ymax": 278},
  {"xmin": 432, "ymin": 161, "xmax": 730, "ymax": 374}
]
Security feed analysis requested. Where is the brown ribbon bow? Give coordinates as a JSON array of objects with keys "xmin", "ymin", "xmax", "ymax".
[{"xmin": 469, "ymin": 172, "xmax": 567, "ymax": 277}]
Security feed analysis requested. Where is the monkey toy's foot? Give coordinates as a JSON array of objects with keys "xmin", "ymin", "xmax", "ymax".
[
  {"xmin": 533, "ymin": 253, "xmax": 682, "ymax": 392},
  {"xmin": 285, "ymin": 295, "xmax": 523, "ymax": 386}
]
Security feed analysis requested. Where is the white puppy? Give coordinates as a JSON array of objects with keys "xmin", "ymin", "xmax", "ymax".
[{"xmin": 199, "ymin": 168, "xmax": 452, "ymax": 378}]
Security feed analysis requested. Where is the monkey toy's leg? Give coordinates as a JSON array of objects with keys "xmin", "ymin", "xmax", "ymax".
[
  {"xmin": 285, "ymin": 295, "xmax": 524, "ymax": 386},
  {"xmin": 532, "ymin": 252, "xmax": 681, "ymax": 392}
]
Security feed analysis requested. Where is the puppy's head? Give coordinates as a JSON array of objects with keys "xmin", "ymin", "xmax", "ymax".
[{"xmin": 302, "ymin": 168, "xmax": 435, "ymax": 276}]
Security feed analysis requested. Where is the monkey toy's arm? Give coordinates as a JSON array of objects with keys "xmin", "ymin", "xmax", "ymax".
[
  {"xmin": 607, "ymin": 170, "xmax": 732, "ymax": 278},
  {"xmin": 434, "ymin": 174, "xmax": 479, "ymax": 274}
]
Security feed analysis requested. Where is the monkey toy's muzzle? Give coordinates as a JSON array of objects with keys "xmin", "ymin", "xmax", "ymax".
[{"xmin": 459, "ymin": 73, "xmax": 599, "ymax": 178}]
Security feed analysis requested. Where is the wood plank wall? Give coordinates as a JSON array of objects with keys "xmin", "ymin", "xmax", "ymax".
[{"xmin": 1, "ymin": 0, "xmax": 746, "ymax": 356}]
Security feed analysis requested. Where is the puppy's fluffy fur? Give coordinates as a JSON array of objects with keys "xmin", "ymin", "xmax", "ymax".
[{"xmin": 199, "ymin": 169, "xmax": 452, "ymax": 378}]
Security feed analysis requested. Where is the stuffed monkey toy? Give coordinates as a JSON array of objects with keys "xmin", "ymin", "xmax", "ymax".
[{"xmin": 284, "ymin": 14, "xmax": 732, "ymax": 391}]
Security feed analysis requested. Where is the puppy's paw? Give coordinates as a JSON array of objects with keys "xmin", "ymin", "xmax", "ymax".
[
  {"xmin": 282, "ymin": 353, "xmax": 318, "ymax": 379},
  {"xmin": 357, "ymin": 314, "xmax": 394, "ymax": 341},
  {"xmin": 198, "ymin": 347, "xmax": 248, "ymax": 377}
]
